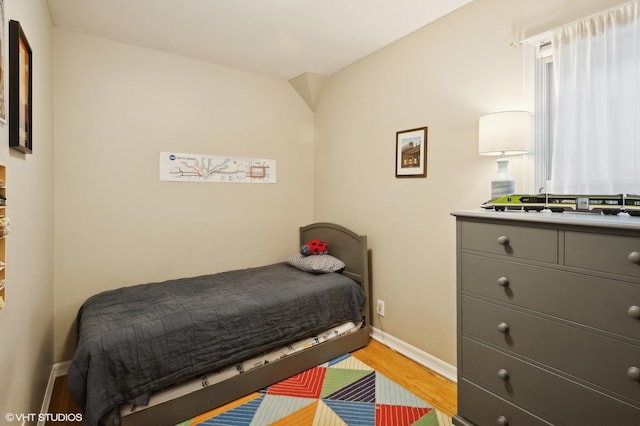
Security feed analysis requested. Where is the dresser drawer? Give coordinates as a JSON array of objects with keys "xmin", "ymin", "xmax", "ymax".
[
  {"xmin": 462, "ymin": 296, "xmax": 640, "ymax": 402},
  {"xmin": 461, "ymin": 221, "xmax": 558, "ymax": 263},
  {"xmin": 565, "ymin": 231, "xmax": 640, "ymax": 278},
  {"xmin": 457, "ymin": 379, "xmax": 552, "ymax": 426},
  {"xmin": 461, "ymin": 338, "xmax": 640, "ymax": 425},
  {"xmin": 461, "ymin": 253, "xmax": 640, "ymax": 341}
]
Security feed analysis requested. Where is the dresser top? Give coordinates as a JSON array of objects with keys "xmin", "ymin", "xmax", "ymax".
[{"xmin": 451, "ymin": 209, "xmax": 640, "ymax": 231}]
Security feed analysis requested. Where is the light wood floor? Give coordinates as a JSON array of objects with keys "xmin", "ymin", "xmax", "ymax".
[
  {"xmin": 46, "ymin": 339, "xmax": 457, "ymax": 424},
  {"xmin": 353, "ymin": 339, "xmax": 457, "ymax": 417}
]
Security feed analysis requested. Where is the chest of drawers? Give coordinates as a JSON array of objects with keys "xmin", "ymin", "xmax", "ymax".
[{"xmin": 452, "ymin": 210, "xmax": 640, "ymax": 426}]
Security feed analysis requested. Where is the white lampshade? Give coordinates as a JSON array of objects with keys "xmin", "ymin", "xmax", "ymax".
[{"xmin": 478, "ymin": 111, "xmax": 531, "ymax": 156}]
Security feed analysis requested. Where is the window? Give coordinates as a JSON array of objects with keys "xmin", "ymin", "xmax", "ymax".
[{"xmin": 529, "ymin": 2, "xmax": 640, "ymax": 195}]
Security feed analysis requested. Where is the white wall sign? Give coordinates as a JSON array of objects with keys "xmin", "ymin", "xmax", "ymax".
[{"xmin": 159, "ymin": 152, "xmax": 276, "ymax": 183}]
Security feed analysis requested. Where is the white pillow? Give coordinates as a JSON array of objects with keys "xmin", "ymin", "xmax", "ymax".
[{"xmin": 286, "ymin": 253, "xmax": 345, "ymax": 274}]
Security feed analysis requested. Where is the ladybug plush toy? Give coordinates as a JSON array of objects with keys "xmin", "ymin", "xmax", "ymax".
[{"xmin": 300, "ymin": 239, "xmax": 329, "ymax": 256}]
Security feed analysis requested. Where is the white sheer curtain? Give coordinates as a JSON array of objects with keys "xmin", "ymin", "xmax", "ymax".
[{"xmin": 550, "ymin": 1, "xmax": 640, "ymax": 194}]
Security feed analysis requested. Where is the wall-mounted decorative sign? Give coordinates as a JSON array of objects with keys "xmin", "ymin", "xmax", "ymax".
[
  {"xmin": 159, "ymin": 152, "xmax": 276, "ymax": 183},
  {"xmin": 8, "ymin": 20, "xmax": 32, "ymax": 154},
  {"xmin": 395, "ymin": 127, "xmax": 428, "ymax": 178}
]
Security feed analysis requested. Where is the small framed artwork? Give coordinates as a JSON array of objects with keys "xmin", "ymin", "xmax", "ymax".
[
  {"xmin": 395, "ymin": 127, "xmax": 427, "ymax": 178},
  {"xmin": 8, "ymin": 20, "xmax": 32, "ymax": 154}
]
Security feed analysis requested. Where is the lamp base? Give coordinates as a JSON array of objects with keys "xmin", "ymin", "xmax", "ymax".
[{"xmin": 491, "ymin": 158, "xmax": 515, "ymax": 198}]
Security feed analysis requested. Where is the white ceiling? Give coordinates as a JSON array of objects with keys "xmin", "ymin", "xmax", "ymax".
[{"xmin": 47, "ymin": 0, "xmax": 473, "ymax": 80}]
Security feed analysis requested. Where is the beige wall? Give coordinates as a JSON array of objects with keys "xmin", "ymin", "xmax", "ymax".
[
  {"xmin": 0, "ymin": 0, "xmax": 629, "ymax": 417},
  {"xmin": 50, "ymin": 0, "xmax": 627, "ymax": 372},
  {"xmin": 0, "ymin": 0, "xmax": 54, "ymax": 419},
  {"xmin": 314, "ymin": 0, "xmax": 627, "ymax": 365},
  {"xmin": 52, "ymin": 30, "xmax": 315, "ymax": 361}
]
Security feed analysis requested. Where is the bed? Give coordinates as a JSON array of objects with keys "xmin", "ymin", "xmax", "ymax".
[{"xmin": 67, "ymin": 222, "xmax": 371, "ymax": 426}]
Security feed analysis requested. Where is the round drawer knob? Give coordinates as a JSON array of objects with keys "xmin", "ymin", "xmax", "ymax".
[
  {"xmin": 628, "ymin": 366, "xmax": 640, "ymax": 381},
  {"xmin": 628, "ymin": 306, "xmax": 640, "ymax": 319},
  {"xmin": 497, "ymin": 368, "xmax": 509, "ymax": 380},
  {"xmin": 629, "ymin": 251, "xmax": 640, "ymax": 264},
  {"xmin": 497, "ymin": 236, "xmax": 510, "ymax": 246},
  {"xmin": 497, "ymin": 276, "xmax": 510, "ymax": 287},
  {"xmin": 497, "ymin": 416, "xmax": 509, "ymax": 426},
  {"xmin": 497, "ymin": 322, "xmax": 510, "ymax": 333}
]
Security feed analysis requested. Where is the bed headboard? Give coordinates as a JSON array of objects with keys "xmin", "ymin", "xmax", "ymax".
[{"xmin": 300, "ymin": 222, "xmax": 370, "ymax": 319}]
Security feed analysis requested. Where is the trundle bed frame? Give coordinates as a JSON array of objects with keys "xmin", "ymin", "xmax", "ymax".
[{"xmin": 72, "ymin": 222, "xmax": 371, "ymax": 426}]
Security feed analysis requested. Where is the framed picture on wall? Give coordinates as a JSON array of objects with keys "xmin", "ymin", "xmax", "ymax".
[
  {"xmin": 8, "ymin": 20, "xmax": 32, "ymax": 154},
  {"xmin": 395, "ymin": 127, "xmax": 427, "ymax": 178}
]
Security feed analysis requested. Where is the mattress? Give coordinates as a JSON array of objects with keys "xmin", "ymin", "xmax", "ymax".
[
  {"xmin": 121, "ymin": 320, "xmax": 361, "ymax": 417},
  {"xmin": 68, "ymin": 262, "xmax": 366, "ymax": 426}
]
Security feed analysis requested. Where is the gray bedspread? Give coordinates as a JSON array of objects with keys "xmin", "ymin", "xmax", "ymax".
[{"xmin": 67, "ymin": 262, "xmax": 365, "ymax": 426}]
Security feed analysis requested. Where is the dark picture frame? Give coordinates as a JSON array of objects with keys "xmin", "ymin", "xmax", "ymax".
[
  {"xmin": 395, "ymin": 127, "xmax": 427, "ymax": 178},
  {"xmin": 8, "ymin": 20, "xmax": 32, "ymax": 154}
]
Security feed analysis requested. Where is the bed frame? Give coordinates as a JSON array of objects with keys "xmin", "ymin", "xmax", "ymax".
[{"xmin": 121, "ymin": 222, "xmax": 370, "ymax": 425}]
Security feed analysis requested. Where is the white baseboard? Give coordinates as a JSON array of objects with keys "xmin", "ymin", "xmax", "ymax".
[
  {"xmin": 370, "ymin": 327, "xmax": 457, "ymax": 383},
  {"xmin": 39, "ymin": 361, "xmax": 71, "ymax": 426}
]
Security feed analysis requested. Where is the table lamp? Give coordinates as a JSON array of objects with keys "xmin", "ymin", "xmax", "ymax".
[{"xmin": 479, "ymin": 111, "xmax": 531, "ymax": 199}]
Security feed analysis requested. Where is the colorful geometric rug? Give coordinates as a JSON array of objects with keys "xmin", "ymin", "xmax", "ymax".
[{"xmin": 179, "ymin": 353, "xmax": 453, "ymax": 426}]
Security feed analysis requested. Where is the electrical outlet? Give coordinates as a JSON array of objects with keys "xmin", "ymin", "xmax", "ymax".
[{"xmin": 376, "ymin": 299, "xmax": 385, "ymax": 316}]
